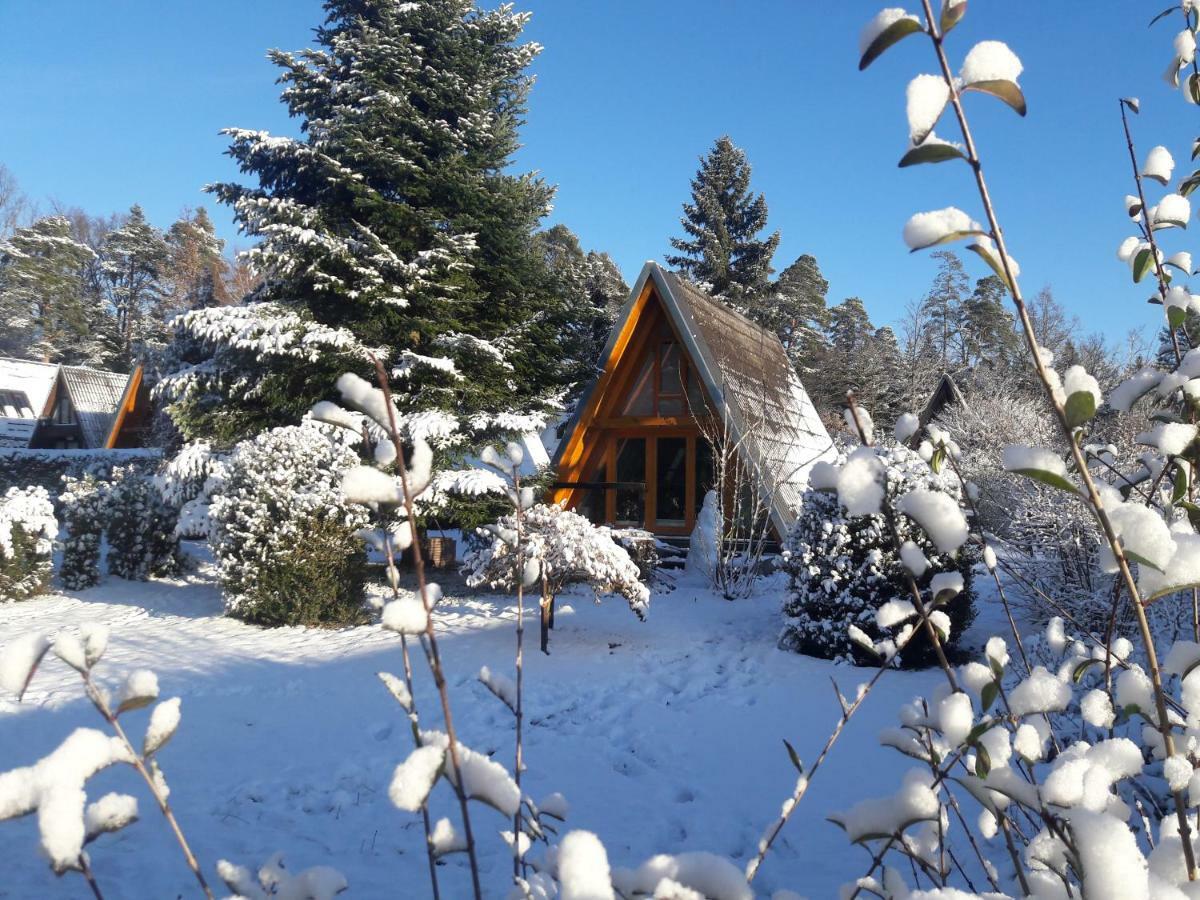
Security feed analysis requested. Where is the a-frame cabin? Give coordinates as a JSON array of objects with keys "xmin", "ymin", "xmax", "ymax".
[{"xmin": 551, "ymin": 262, "xmax": 834, "ymax": 539}]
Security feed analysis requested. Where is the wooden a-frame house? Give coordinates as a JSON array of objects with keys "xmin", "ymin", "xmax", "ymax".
[{"xmin": 550, "ymin": 262, "xmax": 834, "ymax": 538}]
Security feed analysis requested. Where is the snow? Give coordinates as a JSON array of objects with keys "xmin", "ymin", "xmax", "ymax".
[
  {"xmin": 1118, "ymin": 236, "xmax": 1142, "ymax": 262},
  {"xmin": 1138, "ymin": 423, "xmax": 1198, "ymax": 456},
  {"xmin": 143, "ymin": 697, "xmax": 181, "ymax": 756},
  {"xmin": 828, "ymin": 768, "xmax": 940, "ymax": 843},
  {"xmin": 1165, "ymin": 755, "xmax": 1192, "ymax": 792},
  {"xmin": 1143, "ymin": 146, "xmax": 1176, "ymax": 184},
  {"xmin": 558, "ymin": 830, "xmax": 615, "ymax": 900},
  {"xmin": 960, "ymin": 40, "xmax": 1023, "ymax": 84},
  {"xmin": 1169, "ymin": 251, "xmax": 1194, "ymax": 272},
  {"xmin": 930, "ymin": 571, "xmax": 964, "ymax": 601},
  {"xmin": 894, "ymin": 412, "xmax": 920, "ymax": 444},
  {"xmin": 1116, "ymin": 665, "xmax": 1156, "ymax": 717},
  {"xmin": 902, "ymin": 208, "xmax": 981, "ymax": 251},
  {"xmin": 1008, "ymin": 666, "xmax": 1071, "ymax": 717},
  {"xmin": 388, "ymin": 744, "xmax": 444, "ymax": 813},
  {"xmin": 0, "ymin": 632, "xmax": 51, "ymax": 699},
  {"xmin": 118, "ymin": 669, "xmax": 159, "ymax": 712},
  {"xmin": 899, "ymin": 541, "xmax": 929, "ymax": 577},
  {"xmin": 687, "ymin": 490, "xmax": 720, "ymax": 579},
  {"xmin": 430, "ymin": 816, "xmax": 465, "ymax": 856},
  {"xmin": 859, "ymin": 8, "xmax": 920, "ymax": 56},
  {"xmin": 0, "ymin": 563, "xmax": 978, "ymax": 898},
  {"xmin": 341, "ymin": 466, "xmax": 403, "ymax": 506},
  {"xmin": 837, "ymin": 447, "xmax": 885, "ymax": 517},
  {"xmin": 876, "ymin": 599, "xmax": 917, "ymax": 629},
  {"xmin": 1002, "ymin": 444, "xmax": 1068, "ymax": 480},
  {"xmin": 843, "ymin": 405, "xmax": 875, "ymax": 444},
  {"xmin": 937, "ymin": 692, "xmax": 973, "ymax": 745},
  {"xmin": 613, "ymin": 851, "xmax": 752, "ymax": 900},
  {"xmin": 1155, "ymin": 193, "xmax": 1191, "ymax": 226},
  {"xmin": 1069, "ymin": 809, "xmax": 1150, "ymax": 900},
  {"xmin": 906, "ymin": 74, "xmax": 950, "ymax": 143},
  {"xmin": 1107, "ymin": 502, "xmax": 1175, "ymax": 572},
  {"xmin": 1110, "ymin": 367, "xmax": 1164, "ymax": 412},
  {"xmin": 84, "ymin": 793, "xmax": 138, "ymax": 840},
  {"xmin": 895, "ymin": 490, "xmax": 969, "ymax": 553},
  {"xmin": 1177, "ymin": 28, "xmax": 1198, "ymax": 64},
  {"xmin": 479, "ymin": 664, "xmax": 518, "ymax": 712},
  {"xmin": 1063, "ymin": 365, "xmax": 1102, "ymax": 408},
  {"xmin": 1081, "ymin": 689, "xmax": 1115, "ymax": 729},
  {"xmin": 807, "ymin": 461, "xmax": 839, "ymax": 491},
  {"xmin": 381, "ymin": 596, "xmax": 429, "ymax": 635},
  {"xmin": 420, "ymin": 729, "xmax": 521, "ymax": 817},
  {"xmin": 335, "ymin": 372, "xmax": 395, "ymax": 430}
]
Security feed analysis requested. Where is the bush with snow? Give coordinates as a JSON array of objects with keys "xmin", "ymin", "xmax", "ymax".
[
  {"xmin": 780, "ymin": 442, "xmax": 975, "ymax": 669},
  {"xmin": 463, "ymin": 501, "xmax": 650, "ymax": 649},
  {"xmin": 103, "ymin": 466, "xmax": 183, "ymax": 582},
  {"xmin": 209, "ymin": 424, "xmax": 370, "ymax": 626},
  {"xmin": 157, "ymin": 440, "xmax": 225, "ymax": 539},
  {"xmin": 0, "ymin": 485, "xmax": 57, "ymax": 602},
  {"xmin": 57, "ymin": 474, "xmax": 108, "ymax": 590}
]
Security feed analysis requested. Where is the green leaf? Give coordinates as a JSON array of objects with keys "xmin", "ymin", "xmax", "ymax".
[
  {"xmin": 973, "ymin": 740, "xmax": 991, "ymax": 778},
  {"xmin": 1187, "ymin": 74, "xmax": 1200, "ymax": 105},
  {"xmin": 909, "ymin": 229, "xmax": 989, "ymax": 253},
  {"xmin": 1170, "ymin": 304, "xmax": 1189, "ymax": 330},
  {"xmin": 1133, "ymin": 248, "xmax": 1156, "ymax": 283},
  {"xmin": 930, "ymin": 446, "xmax": 946, "ymax": 474},
  {"xmin": 962, "ymin": 80, "xmax": 1027, "ymax": 116},
  {"xmin": 1072, "ymin": 658, "xmax": 1101, "ymax": 683},
  {"xmin": 1064, "ymin": 390, "xmax": 1097, "ymax": 429},
  {"xmin": 981, "ymin": 680, "xmax": 999, "ymax": 714},
  {"xmin": 1192, "ymin": 139, "xmax": 1200, "ymax": 161},
  {"xmin": 966, "ymin": 719, "xmax": 998, "ymax": 745},
  {"xmin": 783, "ymin": 738, "xmax": 804, "ymax": 774},
  {"xmin": 859, "ymin": 17, "xmax": 924, "ymax": 70},
  {"xmin": 1180, "ymin": 174, "xmax": 1200, "ymax": 197},
  {"xmin": 899, "ymin": 142, "xmax": 966, "ymax": 168},
  {"xmin": 1173, "ymin": 462, "xmax": 1191, "ymax": 505},
  {"xmin": 988, "ymin": 655, "xmax": 1005, "ymax": 680},
  {"xmin": 940, "ymin": 0, "xmax": 966, "ymax": 33},
  {"xmin": 1145, "ymin": 578, "xmax": 1200, "ymax": 603},
  {"xmin": 1009, "ymin": 466, "xmax": 1079, "ymax": 495},
  {"xmin": 966, "ymin": 241, "xmax": 1016, "ymax": 294},
  {"xmin": 1124, "ymin": 548, "xmax": 1165, "ymax": 573},
  {"xmin": 1150, "ymin": 5, "xmax": 1178, "ymax": 26}
]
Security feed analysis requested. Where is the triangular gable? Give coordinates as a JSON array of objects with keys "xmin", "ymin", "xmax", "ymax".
[{"xmin": 553, "ymin": 262, "xmax": 834, "ymax": 535}]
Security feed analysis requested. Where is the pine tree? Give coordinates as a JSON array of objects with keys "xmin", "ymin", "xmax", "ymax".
[
  {"xmin": 753, "ymin": 253, "xmax": 830, "ymax": 374},
  {"xmin": 0, "ymin": 217, "xmax": 97, "ymax": 362},
  {"xmin": 100, "ymin": 205, "xmax": 170, "ymax": 368},
  {"xmin": 920, "ymin": 250, "xmax": 969, "ymax": 371},
  {"xmin": 811, "ymin": 296, "xmax": 877, "ymax": 411},
  {"xmin": 584, "ymin": 250, "xmax": 629, "ymax": 321},
  {"xmin": 961, "ymin": 274, "xmax": 1018, "ymax": 368},
  {"xmin": 666, "ymin": 135, "xmax": 779, "ymax": 307},
  {"xmin": 160, "ymin": 0, "xmax": 570, "ymax": 445}
]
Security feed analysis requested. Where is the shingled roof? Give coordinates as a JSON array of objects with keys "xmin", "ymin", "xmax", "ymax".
[
  {"xmin": 554, "ymin": 262, "xmax": 834, "ymax": 535},
  {"xmin": 60, "ymin": 365, "xmax": 132, "ymax": 449}
]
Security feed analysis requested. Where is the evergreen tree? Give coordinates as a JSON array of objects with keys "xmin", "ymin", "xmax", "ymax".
[
  {"xmin": 828, "ymin": 296, "xmax": 874, "ymax": 356},
  {"xmin": 920, "ymin": 250, "xmax": 969, "ymax": 371},
  {"xmin": 666, "ymin": 135, "xmax": 779, "ymax": 307},
  {"xmin": 961, "ymin": 274, "xmax": 1018, "ymax": 368},
  {"xmin": 812, "ymin": 296, "xmax": 877, "ymax": 411},
  {"xmin": 753, "ymin": 253, "xmax": 830, "ymax": 374},
  {"xmin": 160, "ymin": 0, "xmax": 570, "ymax": 446},
  {"xmin": 0, "ymin": 216, "xmax": 96, "ymax": 362},
  {"xmin": 100, "ymin": 204, "xmax": 170, "ymax": 368},
  {"xmin": 533, "ymin": 224, "xmax": 627, "ymax": 394}
]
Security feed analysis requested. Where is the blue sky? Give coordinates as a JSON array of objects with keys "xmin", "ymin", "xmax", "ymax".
[{"xmin": 0, "ymin": 1, "xmax": 1191, "ymax": 341}]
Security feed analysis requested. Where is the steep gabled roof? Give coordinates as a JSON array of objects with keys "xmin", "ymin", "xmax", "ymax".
[
  {"xmin": 919, "ymin": 371, "xmax": 968, "ymax": 428},
  {"xmin": 554, "ymin": 262, "xmax": 835, "ymax": 535},
  {"xmin": 60, "ymin": 365, "xmax": 133, "ymax": 449}
]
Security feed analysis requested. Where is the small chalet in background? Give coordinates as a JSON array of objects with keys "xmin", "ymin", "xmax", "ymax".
[
  {"xmin": 0, "ymin": 357, "xmax": 151, "ymax": 450},
  {"xmin": 918, "ymin": 371, "xmax": 967, "ymax": 429},
  {"xmin": 551, "ymin": 262, "xmax": 833, "ymax": 538}
]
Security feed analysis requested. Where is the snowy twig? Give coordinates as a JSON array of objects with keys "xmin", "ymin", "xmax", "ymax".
[
  {"xmin": 81, "ymin": 672, "xmax": 214, "ymax": 900},
  {"xmin": 912, "ymin": 0, "xmax": 1199, "ymax": 879},
  {"xmin": 370, "ymin": 355, "xmax": 484, "ymax": 900}
]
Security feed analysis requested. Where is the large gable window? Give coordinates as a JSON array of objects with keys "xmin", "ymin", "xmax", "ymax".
[{"xmin": 620, "ymin": 340, "xmax": 697, "ymax": 418}]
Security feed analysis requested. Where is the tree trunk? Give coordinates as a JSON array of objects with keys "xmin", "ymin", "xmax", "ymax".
[{"xmin": 539, "ymin": 576, "xmax": 552, "ymax": 655}]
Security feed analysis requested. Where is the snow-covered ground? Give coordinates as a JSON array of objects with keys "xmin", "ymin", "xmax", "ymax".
[{"xmin": 0, "ymin": 557, "xmax": 966, "ymax": 898}]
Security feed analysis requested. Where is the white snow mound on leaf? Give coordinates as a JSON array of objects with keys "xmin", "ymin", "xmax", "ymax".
[
  {"xmin": 902, "ymin": 208, "xmax": 980, "ymax": 250},
  {"xmin": 960, "ymin": 40, "xmax": 1023, "ymax": 84}
]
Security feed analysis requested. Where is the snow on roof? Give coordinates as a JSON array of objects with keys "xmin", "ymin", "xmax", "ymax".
[
  {"xmin": 60, "ymin": 366, "xmax": 133, "ymax": 449},
  {"xmin": 0, "ymin": 358, "xmax": 58, "ymax": 448}
]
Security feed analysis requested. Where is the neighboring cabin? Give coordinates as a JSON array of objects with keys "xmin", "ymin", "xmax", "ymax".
[
  {"xmin": 551, "ymin": 261, "xmax": 834, "ymax": 539},
  {"xmin": 0, "ymin": 358, "xmax": 151, "ymax": 450}
]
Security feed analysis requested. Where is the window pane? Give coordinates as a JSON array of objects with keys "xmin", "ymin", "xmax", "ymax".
[
  {"xmin": 614, "ymin": 437, "xmax": 645, "ymax": 525},
  {"xmin": 575, "ymin": 457, "xmax": 608, "ymax": 525},
  {"xmin": 659, "ymin": 343, "xmax": 683, "ymax": 395},
  {"xmin": 695, "ymin": 438, "xmax": 715, "ymax": 519},
  {"xmin": 656, "ymin": 437, "xmax": 687, "ymax": 525},
  {"xmin": 621, "ymin": 356, "xmax": 655, "ymax": 416}
]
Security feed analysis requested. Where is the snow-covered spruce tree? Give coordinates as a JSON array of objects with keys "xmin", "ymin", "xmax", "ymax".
[
  {"xmin": 58, "ymin": 475, "xmax": 109, "ymax": 591},
  {"xmin": 781, "ymin": 440, "xmax": 975, "ymax": 669},
  {"xmin": 100, "ymin": 204, "xmax": 170, "ymax": 370},
  {"xmin": 463, "ymin": 500, "xmax": 650, "ymax": 652},
  {"xmin": 752, "ymin": 253, "xmax": 830, "ymax": 377},
  {"xmin": 0, "ymin": 216, "xmax": 97, "ymax": 363},
  {"xmin": 158, "ymin": 0, "xmax": 574, "ymax": 452},
  {"xmin": 666, "ymin": 134, "xmax": 780, "ymax": 309},
  {"xmin": 157, "ymin": 440, "xmax": 226, "ymax": 540},
  {"xmin": 209, "ymin": 423, "xmax": 369, "ymax": 626},
  {"xmin": 0, "ymin": 485, "xmax": 56, "ymax": 602},
  {"xmin": 103, "ymin": 467, "xmax": 182, "ymax": 582}
]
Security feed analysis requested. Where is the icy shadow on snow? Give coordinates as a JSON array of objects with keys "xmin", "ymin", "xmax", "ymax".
[{"xmin": 62, "ymin": 573, "xmax": 225, "ymax": 620}]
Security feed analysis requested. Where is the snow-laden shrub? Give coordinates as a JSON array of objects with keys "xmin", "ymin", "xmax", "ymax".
[
  {"xmin": 210, "ymin": 424, "xmax": 370, "ymax": 626},
  {"xmin": 0, "ymin": 486, "xmax": 57, "ymax": 602},
  {"xmin": 780, "ymin": 443, "xmax": 975, "ymax": 668},
  {"xmin": 157, "ymin": 441, "xmax": 225, "ymax": 539},
  {"xmin": 58, "ymin": 475, "xmax": 108, "ymax": 590},
  {"xmin": 103, "ymin": 467, "xmax": 182, "ymax": 581},
  {"xmin": 463, "ymin": 502, "xmax": 650, "ymax": 632}
]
